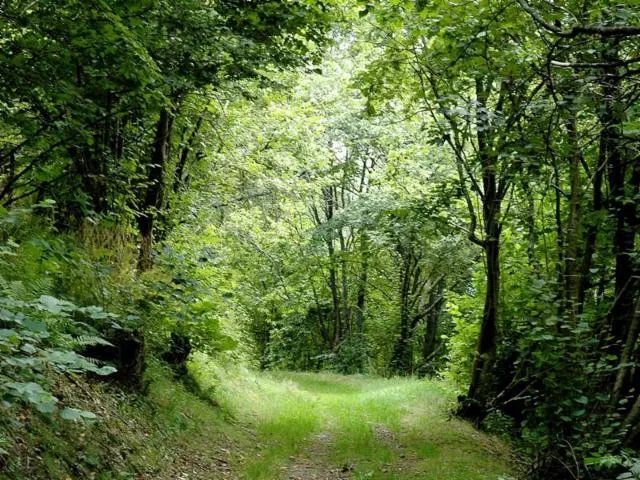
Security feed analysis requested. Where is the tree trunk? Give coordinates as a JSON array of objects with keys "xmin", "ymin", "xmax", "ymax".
[
  {"xmin": 390, "ymin": 255, "xmax": 417, "ymax": 374},
  {"xmin": 137, "ymin": 108, "xmax": 173, "ymax": 271},
  {"xmin": 467, "ymin": 78, "xmax": 502, "ymax": 404},
  {"xmin": 468, "ymin": 224, "xmax": 500, "ymax": 401},
  {"xmin": 602, "ymin": 43, "xmax": 638, "ymax": 359},
  {"xmin": 339, "ymin": 227, "xmax": 350, "ymax": 334},
  {"xmin": 522, "ymin": 181, "xmax": 540, "ymax": 275},
  {"xmin": 421, "ymin": 278, "xmax": 445, "ymax": 375},
  {"xmin": 355, "ymin": 233, "xmax": 369, "ymax": 334},
  {"xmin": 173, "ymin": 113, "xmax": 204, "ymax": 193},
  {"xmin": 562, "ymin": 115, "xmax": 583, "ymax": 322},
  {"xmin": 321, "ymin": 186, "xmax": 342, "ymax": 347}
]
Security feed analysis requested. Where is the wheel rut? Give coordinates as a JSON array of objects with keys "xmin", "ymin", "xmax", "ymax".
[{"xmin": 279, "ymin": 432, "xmax": 351, "ymax": 480}]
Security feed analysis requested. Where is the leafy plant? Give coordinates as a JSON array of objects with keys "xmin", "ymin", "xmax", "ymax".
[{"xmin": 0, "ymin": 283, "xmax": 116, "ymax": 416}]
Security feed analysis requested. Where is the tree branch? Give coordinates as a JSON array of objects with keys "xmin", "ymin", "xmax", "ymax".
[{"xmin": 517, "ymin": 0, "xmax": 640, "ymax": 38}]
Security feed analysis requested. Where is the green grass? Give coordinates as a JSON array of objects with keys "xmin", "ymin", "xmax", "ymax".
[
  {"xmin": 197, "ymin": 362, "xmax": 514, "ymax": 480},
  {"xmin": 1, "ymin": 360, "xmax": 514, "ymax": 480}
]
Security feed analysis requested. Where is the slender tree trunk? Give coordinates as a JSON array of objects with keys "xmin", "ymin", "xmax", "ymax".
[
  {"xmin": 563, "ymin": 115, "xmax": 583, "ymax": 322},
  {"xmin": 137, "ymin": 108, "xmax": 173, "ymax": 271},
  {"xmin": 339, "ymin": 228, "xmax": 350, "ymax": 334},
  {"xmin": 593, "ymin": 41, "xmax": 640, "ymax": 414},
  {"xmin": 390, "ymin": 255, "xmax": 414, "ymax": 374},
  {"xmin": 321, "ymin": 186, "xmax": 342, "ymax": 347},
  {"xmin": 421, "ymin": 278, "xmax": 445, "ymax": 374},
  {"xmin": 468, "ymin": 222, "xmax": 500, "ymax": 401},
  {"xmin": 467, "ymin": 78, "xmax": 502, "ymax": 404},
  {"xmin": 173, "ymin": 114, "xmax": 204, "ymax": 193},
  {"xmin": 355, "ymin": 233, "xmax": 369, "ymax": 334},
  {"xmin": 328, "ymin": 258, "xmax": 341, "ymax": 347}
]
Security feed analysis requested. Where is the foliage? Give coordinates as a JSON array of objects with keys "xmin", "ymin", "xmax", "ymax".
[
  {"xmin": 1, "ymin": 0, "xmax": 639, "ymax": 478},
  {"xmin": 0, "ymin": 360, "xmax": 244, "ymax": 479},
  {"xmin": 0, "ymin": 243, "xmax": 115, "ymax": 416},
  {"xmin": 138, "ymin": 249, "xmax": 239, "ymax": 357}
]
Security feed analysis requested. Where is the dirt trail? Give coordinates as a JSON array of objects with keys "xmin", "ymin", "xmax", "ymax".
[
  {"xmin": 280, "ymin": 425, "xmax": 426, "ymax": 480},
  {"xmin": 211, "ymin": 372, "xmax": 514, "ymax": 480},
  {"xmin": 280, "ymin": 432, "xmax": 351, "ymax": 480}
]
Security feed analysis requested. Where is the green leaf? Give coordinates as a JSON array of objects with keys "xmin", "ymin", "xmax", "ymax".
[
  {"xmin": 20, "ymin": 343, "xmax": 37, "ymax": 354},
  {"xmin": 22, "ymin": 319, "xmax": 47, "ymax": 333},
  {"xmin": 34, "ymin": 295, "xmax": 74, "ymax": 314},
  {"xmin": 60, "ymin": 407, "xmax": 98, "ymax": 422},
  {"xmin": 93, "ymin": 365, "xmax": 117, "ymax": 376}
]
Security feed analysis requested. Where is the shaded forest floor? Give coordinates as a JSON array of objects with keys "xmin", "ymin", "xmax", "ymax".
[{"xmin": 0, "ymin": 362, "xmax": 515, "ymax": 480}]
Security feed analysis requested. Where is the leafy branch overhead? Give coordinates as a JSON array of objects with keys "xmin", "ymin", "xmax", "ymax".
[{"xmin": 0, "ymin": 0, "xmax": 640, "ymax": 479}]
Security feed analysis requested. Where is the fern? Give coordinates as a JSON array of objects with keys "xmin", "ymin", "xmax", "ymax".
[
  {"xmin": 0, "ymin": 276, "xmax": 54, "ymax": 301},
  {"xmin": 29, "ymin": 277, "xmax": 54, "ymax": 297},
  {"xmin": 62, "ymin": 334, "xmax": 114, "ymax": 350}
]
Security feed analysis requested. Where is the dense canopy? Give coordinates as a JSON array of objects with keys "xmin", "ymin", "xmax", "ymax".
[{"xmin": 0, "ymin": 1, "xmax": 639, "ymax": 479}]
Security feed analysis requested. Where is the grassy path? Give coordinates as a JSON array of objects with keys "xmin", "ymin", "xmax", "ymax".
[{"xmin": 207, "ymin": 370, "xmax": 514, "ymax": 480}]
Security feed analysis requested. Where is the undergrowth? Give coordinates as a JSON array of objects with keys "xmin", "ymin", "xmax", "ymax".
[{"xmin": 0, "ymin": 360, "xmax": 240, "ymax": 480}]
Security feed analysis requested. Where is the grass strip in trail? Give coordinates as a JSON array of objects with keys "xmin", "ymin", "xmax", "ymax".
[{"xmin": 200, "ymin": 363, "xmax": 515, "ymax": 480}]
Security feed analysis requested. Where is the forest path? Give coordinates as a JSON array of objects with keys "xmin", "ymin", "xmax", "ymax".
[{"xmin": 208, "ymin": 369, "xmax": 514, "ymax": 480}]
